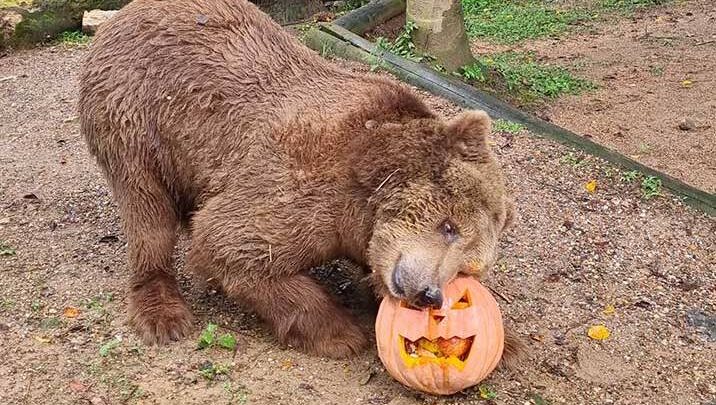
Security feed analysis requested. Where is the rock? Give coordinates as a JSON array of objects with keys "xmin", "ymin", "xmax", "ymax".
[
  {"xmin": 678, "ymin": 118, "xmax": 696, "ymax": 131},
  {"xmin": 328, "ymin": 1, "xmax": 346, "ymax": 9},
  {"xmin": 0, "ymin": 9, "xmax": 23, "ymax": 46},
  {"xmin": 82, "ymin": 9, "xmax": 119, "ymax": 35},
  {"xmin": 686, "ymin": 309, "xmax": 716, "ymax": 341}
]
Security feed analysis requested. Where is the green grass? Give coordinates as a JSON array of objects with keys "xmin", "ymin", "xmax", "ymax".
[
  {"xmin": 460, "ymin": 0, "xmax": 670, "ymax": 43},
  {"xmin": 55, "ymin": 30, "xmax": 90, "ymax": 46},
  {"xmin": 461, "ymin": 0, "xmax": 591, "ymax": 44},
  {"xmin": 459, "ymin": 52, "xmax": 595, "ymax": 104},
  {"xmin": 493, "ymin": 119, "xmax": 524, "ymax": 133},
  {"xmin": 601, "ymin": 0, "xmax": 669, "ymax": 11}
]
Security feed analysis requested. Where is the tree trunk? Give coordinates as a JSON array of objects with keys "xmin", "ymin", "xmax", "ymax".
[{"xmin": 406, "ymin": 0, "xmax": 475, "ymax": 72}]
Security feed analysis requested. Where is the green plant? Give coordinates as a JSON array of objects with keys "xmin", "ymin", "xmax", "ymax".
[
  {"xmin": 56, "ymin": 30, "xmax": 90, "ymax": 46},
  {"xmin": 493, "ymin": 119, "xmax": 524, "ymax": 133},
  {"xmin": 198, "ymin": 323, "xmax": 238, "ymax": 351},
  {"xmin": 649, "ymin": 65, "xmax": 664, "ymax": 76},
  {"xmin": 0, "ymin": 299, "xmax": 16, "ymax": 310},
  {"xmin": 620, "ymin": 170, "xmax": 640, "ymax": 182},
  {"xmin": 478, "ymin": 384, "xmax": 497, "ymax": 399},
  {"xmin": 374, "ymin": 21, "xmax": 423, "ymax": 62},
  {"xmin": 99, "ymin": 337, "xmax": 122, "ymax": 357},
  {"xmin": 641, "ymin": 176, "xmax": 662, "ymax": 199},
  {"xmin": 199, "ymin": 361, "xmax": 231, "ymax": 380},
  {"xmin": 601, "ymin": 0, "xmax": 669, "ymax": 11},
  {"xmin": 461, "ymin": 0, "xmax": 591, "ymax": 44},
  {"xmin": 85, "ymin": 292, "xmax": 113, "ymax": 313},
  {"xmin": 0, "ymin": 241, "xmax": 16, "ymax": 256},
  {"xmin": 560, "ymin": 152, "xmax": 588, "ymax": 167},
  {"xmin": 460, "ymin": 52, "xmax": 594, "ymax": 104},
  {"xmin": 223, "ymin": 382, "xmax": 249, "ymax": 404}
]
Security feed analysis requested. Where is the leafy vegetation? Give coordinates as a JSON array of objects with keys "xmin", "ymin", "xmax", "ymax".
[
  {"xmin": 460, "ymin": 52, "xmax": 594, "ymax": 104},
  {"xmin": 375, "ymin": 21, "xmax": 423, "ymax": 62},
  {"xmin": 641, "ymin": 176, "xmax": 662, "ymax": 199},
  {"xmin": 55, "ymin": 29, "xmax": 90, "ymax": 46},
  {"xmin": 199, "ymin": 361, "xmax": 231, "ymax": 380},
  {"xmin": 99, "ymin": 337, "xmax": 122, "ymax": 357},
  {"xmin": 620, "ymin": 170, "xmax": 640, "ymax": 182},
  {"xmin": 601, "ymin": 0, "xmax": 669, "ymax": 11},
  {"xmin": 198, "ymin": 323, "xmax": 238, "ymax": 351},
  {"xmin": 477, "ymin": 384, "xmax": 498, "ymax": 399},
  {"xmin": 0, "ymin": 240, "xmax": 16, "ymax": 256},
  {"xmin": 492, "ymin": 119, "xmax": 524, "ymax": 133},
  {"xmin": 461, "ymin": 0, "xmax": 590, "ymax": 43}
]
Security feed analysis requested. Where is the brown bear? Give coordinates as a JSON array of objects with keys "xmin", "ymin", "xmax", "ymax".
[{"xmin": 78, "ymin": 0, "xmax": 516, "ymax": 359}]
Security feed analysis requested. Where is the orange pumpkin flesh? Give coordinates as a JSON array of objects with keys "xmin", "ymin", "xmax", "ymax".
[{"xmin": 375, "ymin": 276, "xmax": 504, "ymax": 395}]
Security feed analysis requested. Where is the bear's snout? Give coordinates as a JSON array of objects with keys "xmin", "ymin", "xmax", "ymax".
[{"xmin": 392, "ymin": 254, "xmax": 443, "ymax": 309}]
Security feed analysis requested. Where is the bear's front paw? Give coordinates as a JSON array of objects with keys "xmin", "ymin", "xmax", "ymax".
[
  {"xmin": 128, "ymin": 279, "xmax": 194, "ymax": 345},
  {"xmin": 279, "ymin": 307, "xmax": 368, "ymax": 359}
]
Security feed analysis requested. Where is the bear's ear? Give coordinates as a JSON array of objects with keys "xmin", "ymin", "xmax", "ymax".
[{"xmin": 446, "ymin": 110, "xmax": 492, "ymax": 161}]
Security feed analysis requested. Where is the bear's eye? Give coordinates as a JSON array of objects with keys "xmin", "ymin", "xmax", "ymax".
[{"xmin": 440, "ymin": 220, "xmax": 459, "ymax": 243}]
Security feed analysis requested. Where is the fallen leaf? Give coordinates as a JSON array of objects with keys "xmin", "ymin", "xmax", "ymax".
[
  {"xmin": 587, "ymin": 324, "xmax": 610, "ymax": 340},
  {"xmin": 603, "ymin": 304, "xmax": 615, "ymax": 316},
  {"xmin": 69, "ymin": 380, "xmax": 88, "ymax": 393},
  {"xmin": 281, "ymin": 359, "xmax": 293, "ymax": 370},
  {"xmin": 63, "ymin": 306, "xmax": 80, "ymax": 318},
  {"xmin": 681, "ymin": 79, "xmax": 693, "ymax": 88},
  {"xmin": 584, "ymin": 179, "xmax": 597, "ymax": 193}
]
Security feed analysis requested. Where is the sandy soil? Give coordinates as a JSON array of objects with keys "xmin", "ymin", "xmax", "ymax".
[
  {"xmin": 0, "ymin": 42, "xmax": 714, "ymax": 405},
  {"xmin": 470, "ymin": 0, "xmax": 716, "ymax": 193}
]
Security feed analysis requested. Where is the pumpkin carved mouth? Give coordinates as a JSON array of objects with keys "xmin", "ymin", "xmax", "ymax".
[{"xmin": 399, "ymin": 335, "xmax": 475, "ymax": 370}]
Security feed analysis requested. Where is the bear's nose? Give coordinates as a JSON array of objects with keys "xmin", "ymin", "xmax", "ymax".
[{"xmin": 413, "ymin": 286, "xmax": 443, "ymax": 310}]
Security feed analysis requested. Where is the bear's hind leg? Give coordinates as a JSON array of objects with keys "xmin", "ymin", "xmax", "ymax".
[{"xmin": 114, "ymin": 174, "xmax": 193, "ymax": 344}]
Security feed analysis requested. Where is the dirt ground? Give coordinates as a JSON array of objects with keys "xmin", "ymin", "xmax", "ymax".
[
  {"xmin": 469, "ymin": 0, "xmax": 716, "ymax": 193},
  {"xmin": 1, "ymin": 40, "xmax": 715, "ymax": 405}
]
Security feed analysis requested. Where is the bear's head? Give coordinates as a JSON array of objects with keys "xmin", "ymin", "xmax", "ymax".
[{"xmin": 352, "ymin": 110, "xmax": 513, "ymax": 309}]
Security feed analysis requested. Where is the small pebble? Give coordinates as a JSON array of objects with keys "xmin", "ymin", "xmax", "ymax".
[{"xmin": 678, "ymin": 118, "xmax": 695, "ymax": 131}]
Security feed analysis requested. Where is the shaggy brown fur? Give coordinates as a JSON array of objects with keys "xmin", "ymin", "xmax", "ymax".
[{"xmin": 79, "ymin": 0, "xmax": 518, "ymax": 359}]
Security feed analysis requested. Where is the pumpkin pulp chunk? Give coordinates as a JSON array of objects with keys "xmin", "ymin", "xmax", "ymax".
[{"xmin": 400, "ymin": 335, "xmax": 474, "ymax": 369}]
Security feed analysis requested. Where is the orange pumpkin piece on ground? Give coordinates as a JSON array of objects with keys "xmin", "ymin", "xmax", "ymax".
[{"xmin": 375, "ymin": 275, "xmax": 504, "ymax": 395}]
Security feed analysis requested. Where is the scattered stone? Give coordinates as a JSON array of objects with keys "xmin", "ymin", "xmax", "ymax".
[
  {"xmin": 685, "ymin": 309, "xmax": 716, "ymax": 341},
  {"xmin": 678, "ymin": 118, "xmax": 696, "ymax": 131},
  {"xmin": 196, "ymin": 14, "xmax": 209, "ymax": 26},
  {"xmin": 82, "ymin": 10, "xmax": 119, "ymax": 35}
]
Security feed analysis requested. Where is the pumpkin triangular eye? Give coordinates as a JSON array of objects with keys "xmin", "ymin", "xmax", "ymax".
[
  {"xmin": 432, "ymin": 314, "xmax": 445, "ymax": 323},
  {"xmin": 451, "ymin": 290, "xmax": 471, "ymax": 309}
]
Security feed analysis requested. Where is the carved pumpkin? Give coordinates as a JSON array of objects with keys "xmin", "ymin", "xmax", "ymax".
[{"xmin": 375, "ymin": 276, "xmax": 504, "ymax": 395}]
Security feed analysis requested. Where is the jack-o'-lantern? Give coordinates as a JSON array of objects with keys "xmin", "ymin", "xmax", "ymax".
[{"xmin": 375, "ymin": 275, "xmax": 504, "ymax": 395}]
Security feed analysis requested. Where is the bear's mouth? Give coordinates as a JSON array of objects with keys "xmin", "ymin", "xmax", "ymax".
[{"xmin": 399, "ymin": 335, "xmax": 474, "ymax": 369}]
